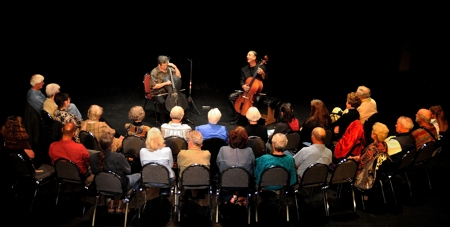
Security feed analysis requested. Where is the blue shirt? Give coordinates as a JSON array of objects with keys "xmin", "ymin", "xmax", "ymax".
[
  {"xmin": 195, "ymin": 123, "xmax": 228, "ymax": 143},
  {"xmin": 27, "ymin": 89, "xmax": 46, "ymax": 113},
  {"xmin": 254, "ymin": 154, "xmax": 298, "ymax": 190}
]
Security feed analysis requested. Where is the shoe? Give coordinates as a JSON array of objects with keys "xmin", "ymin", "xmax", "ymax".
[{"xmin": 107, "ymin": 200, "xmax": 115, "ymax": 214}]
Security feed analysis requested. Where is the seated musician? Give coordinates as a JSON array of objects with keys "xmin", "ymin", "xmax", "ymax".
[
  {"xmin": 229, "ymin": 50, "xmax": 268, "ymax": 125},
  {"xmin": 150, "ymin": 55, "xmax": 192, "ymax": 124}
]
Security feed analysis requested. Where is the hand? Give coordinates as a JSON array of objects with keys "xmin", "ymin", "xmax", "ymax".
[
  {"xmin": 164, "ymin": 81, "xmax": 172, "ymax": 86},
  {"xmin": 334, "ymin": 126, "xmax": 339, "ymax": 134},
  {"xmin": 243, "ymin": 85, "xmax": 250, "ymax": 92},
  {"xmin": 257, "ymin": 67, "xmax": 263, "ymax": 74},
  {"xmin": 168, "ymin": 63, "xmax": 177, "ymax": 68}
]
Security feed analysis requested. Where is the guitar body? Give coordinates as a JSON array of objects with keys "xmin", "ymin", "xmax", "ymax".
[
  {"xmin": 234, "ymin": 77, "xmax": 263, "ymax": 115},
  {"xmin": 164, "ymin": 72, "xmax": 189, "ymax": 111}
]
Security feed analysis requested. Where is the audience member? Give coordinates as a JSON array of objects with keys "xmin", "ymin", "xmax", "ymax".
[
  {"xmin": 294, "ymin": 127, "xmax": 332, "ymax": 179},
  {"xmin": 27, "ymin": 74, "xmax": 46, "ymax": 113},
  {"xmin": 177, "ymin": 130, "xmax": 211, "ymax": 178},
  {"xmin": 430, "ymin": 105, "xmax": 448, "ymax": 137},
  {"xmin": 217, "ymin": 126, "xmax": 255, "ymax": 175},
  {"xmin": 254, "ymin": 133, "xmax": 297, "ymax": 190},
  {"xmin": 54, "ymin": 92, "xmax": 82, "ymax": 128},
  {"xmin": 384, "ymin": 116, "xmax": 416, "ymax": 164},
  {"xmin": 268, "ymin": 103, "xmax": 300, "ymax": 143},
  {"xmin": 412, "ymin": 108, "xmax": 438, "ymax": 150},
  {"xmin": 43, "ymin": 83, "xmax": 82, "ymax": 119},
  {"xmin": 356, "ymin": 85, "xmax": 377, "ymax": 124},
  {"xmin": 195, "ymin": 108, "xmax": 228, "ymax": 142},
  {"xmin": 81, "ymin": 105, "xmax": 124, "ymax": 152},
  {"xmin": 1, "ymin": 115, "xmax": 35, "ymax": 159},
  {"xmin": 124, "ymin": 106, "xmax": 151, "ymax": 138},
  {"xmin": 90, "ymin": 132, "xmax": 140, "ymax": 214},
  {"xmin": 244, "ymin": 107, "xmax": 268, "ymax": 144},
  {"xmin": 161, "ymin": 106, "xmax": 192, "ymax": 140},
  {"xmin": 331, "ymin": 92, "xmax": 361, "ymax": 141},
  {"xmin": 300, "ymin": 99, "xmax": 331, "ymax": 145},
  {"xmin": 48, "ymin": 122, "xmax": 93, "ymax": 184}
]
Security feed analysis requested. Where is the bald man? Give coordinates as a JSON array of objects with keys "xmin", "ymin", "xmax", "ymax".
[
  {"xmin": 293, "ymin": 127, "xmax": 332, "ymax": 179},
  {"xmin": 411, "ymin": 109, "xmax": 438, "ymax": 150}
]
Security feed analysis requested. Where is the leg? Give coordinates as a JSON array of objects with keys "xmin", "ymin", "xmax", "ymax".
[
  {"xmin": 155, "ymin": 96, "xmax": 167, "ymax": 123},
  {"xmin": 229, "ymin": 91, "xmax": 242, "ymax": 124}
]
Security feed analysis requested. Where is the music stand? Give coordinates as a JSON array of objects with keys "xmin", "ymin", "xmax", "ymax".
[{"xmin": 187, "ymin": 59, "xmax": 201, "ymax": 116}]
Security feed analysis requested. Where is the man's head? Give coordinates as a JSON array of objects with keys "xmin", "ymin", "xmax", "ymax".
[
  {"xmin": 157, "ymin": 55, "xmax": 170, "ymax": 72},
  {"xmin": 45, "ymin": 83, "xmax": 60, "ymax": 98},
  {"xmin": 246, "ymin": 107, "xmax": 261, "ymax": 122},
  {"xmin": 246, "ymin": 50, "xmax": 257, "ymax": 64},
  {"xmin": 415, "ymin": 108, "xmax": 432, "ymax": 125},
  {"xmin": 356, "ymin": 86, "xmax": 371, "ymax": 99},
  {"xmin": 271, "ymin": 133, "xmax": 288, "ymax": 152},
  {"xmin": 30, "ymin": 74, "xmax": 45, "ymax": 89},
  {"xmin": 395, "ymin": 116, "xmax": 414, "ymax": 134},
  {"xmin": 207, "ymin": 108, "xmax": 222, "ymax": 124},
  {"xmin": 187, "ymin": 130, "xmax": 203, "ymax": 147},
  {"xmin": 311, "ymin": 127, "xmax": 326, "ymax": 144},
  {"xmin": 61, "ymin": 122, "xmax": 77, "ymax": 139},
  {"xmin": 170, "ymin": 106, "xmax": 184, "ymax": 122}
]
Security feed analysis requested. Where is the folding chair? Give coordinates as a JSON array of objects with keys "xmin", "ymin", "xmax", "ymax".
[
  {"xmin": 247, "ymin": 136, "xmax": 266, "ymax": 158},
  {"xmin": 79, "ymin": 130, "xmax": 100, "ymax": 151},
  {"xmin": 324, "ymin": 159, "xmax": 357, "ymax": 215}
]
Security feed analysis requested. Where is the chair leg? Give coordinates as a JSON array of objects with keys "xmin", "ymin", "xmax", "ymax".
[
  {"xmin": 92, "ymin": 195, "xmax": 99, "ymax": 226},
  {"xmin": 350, "ymin": 184, "xmax": 356, "ymax": 212},
  {"xmin": 360, "ymin": 194, "xmax": 366, "ymax": 211},
  {"xmin": 82, "ymin": 187, "xmax": 88, "ymax": 217},
  {"xmin": 30, "ymin": 182, "xmax": 39, "ymax": 212},
  {"xmin": 294, "ymin": 191, "xmax": 300, "ymax": 221},
  {"xmin": 323, "ymin": 188, "xmax": 329, "ymax": 216},
  {"xmin": 379, "ymin": 180, "xmax": 386, "ymax": 204},
  {"xmin": 424, "ymin": 164, "xmax": 432, "ymax": 190},
  {"xmin": 247, "ymin": 193, "xmax": 251, "ymax": 225},
  {"xmin": 388, "ymin": 178, "xmax": 397, "ymax": 205},
  {"xmin": 55, "ymin": 182, "xmax": 62, "ymax": 212},
  {"xmin": 209, "ymin": 186, "xmax": 213, "ymax": 222},
  {"xmin": 215, "ymin": 189, "xmax": 220, "ymax": 223},
  {"xmin": 255, "ymin": 191, "xmax": 259, "ymax": 222},
  {"xmin": 285, "ymin": 189, "xmax": 289, "ymax": 222},
  {"xmin": 124, "ymin": 202, "xmax": 129, "ymax": 227}
]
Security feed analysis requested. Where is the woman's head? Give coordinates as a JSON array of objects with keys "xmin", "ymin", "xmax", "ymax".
[
  {"xmin": 347, "ymin": 92, "xmax": 361, "ymax": 108},
  {"xmin": 280, "ymin": 103, "xmax": 295, "ymax": 123},
  {"xmin": 1, "ymin": 116, "xmax": 28, "ymax": 143},
  {"xmin": 229, "ymin": 126, "xmax": 249, "ymax": 149},
  {"xmin": 372, "ymin": 122, "xmax": 389, "ymax": 142},
  {"xmin": 308, "ymin": 99, "xmax": 331, "ymax": 127},
  {"xmin": 145, "ymin": 127, "xmax": 165, "ymax": 151},
  {"xmin": 271, "ymin": 133, "xmax": 288, "ymax": 152},
  {"xmin": 54, "ymin": 92, "xmax": 70, "ymax": 109},
  {"xmin": 246, "ymin": 107, "xmax": 261, "ymax": 122},
  {"xmin": 98, "ymin": 132, "xmax": 114, "ymax": 152},
  {"xmin": 128, "ymin": 106, "xmax": 146, "ymax": 122},
  {"xmin": 87, "ymin": 105, "xmax": 103, "ymax": 120}
]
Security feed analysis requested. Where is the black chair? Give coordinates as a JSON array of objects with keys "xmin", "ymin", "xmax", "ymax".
[
  {"xmin": 140, "ymin": 162, "xmax": 175, "ymax": 219},
  {"xmin": 324, "ymin": 159, "xmax": 358, "ymax": 215},
  {"xmin": 247, "ymin": 136, "xmax": 266, "ymax": 158},
  {"xmin": 9, "ymin": 151, "xmax": 56, "ymax": 211},
  {"xmin": 92, "ymin": 171, "xmax": 139, "ymax": 227},
  {"xmin": 294, "ymin": 163, "xmax": 329, "ymax": 219},
  {"xmin": 215, "ymin": 166, "xmax": 253, "ymax": 224},
  {"xmin": 40, "ymin": 110, "xmax": 54, "ymax": 142},
  {"xmin": 255, "ymin": 166, "xmax": 291, "ymax": 222},
  {"xmin": 54, "ymin": 158, "xmax": 92, "ymax": 217},
  {"xmin": 285, "ymin": 132, "xmax": 301, "ymax": 154},
  {"xmin": 410, "ymin": 142, "xmax": 436, "ymax": 190},
  {"xmin": 79, "ymin": 130, "xmax": 100, "ymax": 151},
  {"xmin": 198, "ymin": 137, "xmax": 226, "ymax": 181},
  {"xmin": 175, "ymin": 164, "xmax": 212, "ymax": 222},
  {"xmin": 121, "ymin": 136, "xmax": 146, "ymax": 173}
]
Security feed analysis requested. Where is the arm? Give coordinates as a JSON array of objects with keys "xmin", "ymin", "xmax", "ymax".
[
  {"xmin": 168, "ymin": 63, "xmax": 181, "ymax": 78},
  {"xmin": 119, "ymin": 153, "xmax": 132, "ymax": 174},
  {"xmin": 167, "ymin": 147, "xmax": 174, "ymax": 169}
]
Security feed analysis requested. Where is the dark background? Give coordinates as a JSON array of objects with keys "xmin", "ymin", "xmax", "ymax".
[{"xmin": 2, "ymin": 3, "xmax": 448, "ymax": 122}]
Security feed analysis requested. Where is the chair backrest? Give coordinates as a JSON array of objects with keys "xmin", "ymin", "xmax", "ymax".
[
  {"xmin": 41, "ymin": 110, "xmax": 54, "ymax": 128},
  {"xmin": 122, "ymin": 136, "xmax": 145, "ymax": 155},
  {"xmin": 143, "ymin": 73, "xmax": 152, "ymax": 100},
  {"xmin": 9, "ymin": 151, "xmax": 35, "ymax": 179},
  {"xmin": 54, "ymin": 158, "xmax": 83, "ymax": 184},
  {"xmin": 364, "ymin": 113, "xmax": 379, "ymax": 146},
  {"xmin": 259, "ymin": 166, "xmax": 290, "ymax": 189},
  {"xmin": 247, "ymin": 136, "xmax": 266, "ymax": 158},
  {"xmin": 180, "ymin": 164, "xmax": 211, "ymax": 189},
  {"xmin": 414, "ymin": 141, "xmax": 436, "ymax": 164},
  {"xmin": 141, "ymin": 162, "xmax": 171, "ymax": 188},
  {"xmin": 397, "ymin": 149, "xmax": 417, "ymax": 170},
  {"xmin": 50, "ymin": 120, "xmax": 64, "ymax": 142},
  {"xmin": 79, "ymin": 130, "xmax": 100, "ymax": 150},
  {"xmin": 94, "ymin": 171, "xmax": 124, "ymax": 195},
  {"xmin": 202, "ymin": 137, "xmax": 227, "ymax": 178},
  {"xmin": 299, "ymin": 163, "xmax": 329, "ymax": 187},
  {"xmin": 285, "ymin": 132, "xmax": 301, "ymax": 153},
  {"xmin": 164, "ymin": 136, "xmax": 188, "ymax": 158},
  {"xmin": 328, "ymin": 159, "xmax": 357, "ymax": 185},
  {"xmin": 220, "ymin": 166, "xmax": 251, "ymax": 189}
]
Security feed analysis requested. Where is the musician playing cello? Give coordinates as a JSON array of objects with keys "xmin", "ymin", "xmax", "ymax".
[
  {"xmin": 229, "ymin": 50, "xmax": 268, "ymax": 125},
  {"xmin": 150, "ymin": 55, "xmax": 192, "ymax": 124}
]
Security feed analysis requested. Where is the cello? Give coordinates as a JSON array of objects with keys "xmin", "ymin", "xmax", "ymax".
[
  {"xmin": 164, "ymin": 63, "xmax": 189, "ymax": 111},
  {"xmin": 234, "ymin": 55, "xmax": 268, "ymax": 116}
]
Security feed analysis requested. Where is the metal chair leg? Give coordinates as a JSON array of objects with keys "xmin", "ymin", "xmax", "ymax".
[
  {"xmin": 91, "ymin": 195, "xmax": 99, "ymax": 226},
  {"xmin": 379, "ymin": 180, "xmax": 386, "ymax": 203},
  {"xmin": 388, "ymin": 178, "xmax": 397, "ymax": 205}
]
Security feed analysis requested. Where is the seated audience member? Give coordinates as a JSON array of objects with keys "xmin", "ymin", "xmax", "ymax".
[
  {"xmin": 300, "ymin": 99, "xmax": 332, "ymax": 145},
  {"xmin": 349, "ymin": 122, "xmax": 389, "ymax": 175},
  {"xmin": 430, "ymin": 105, "xmax": 448, "ymax": 137},
  {"xmin": 412, "ymin": 108, "xmax": 438, "ymax": 150},
  {"xmin": 356, "ymin": 85, "xmax": 377, "ymax": 124},
  {"xmin": 177, "ymin": 130, "xmax": 211, "ymax": 178},
  {"xmin": 331, "ymin": 92, "xmax": 361, "ymax": 141},
  {"xmin": 43, "ymin": 83, "xmax": 82, "ymax": 119},
  {"xmin": 140, "ymin": 128, "xmax": 175, "ymax": 183},
  {"xmin": 268, "ymin": 103, "xmax": 300, "ymax": 143},
  {"xmin": 54, "ymin": 92, "xmax": 82, "ymax": 128},
  {"xmin": 217, "ymin": 126, "xmax": 255, "ymax": 175},
  {"xmin": 81, "ymin": 105, "xmax": 124, "ymax": 152},
  {"xmin": 27, "ymin": 74, "xmax": 46, "ymax": 114},
  {"xmin": 48, "ymin": 122, "xmax": 93, "ymax": 184},
  {"xmin": 254, "ymin": 133, "xmax": 297, "ymax": 190},
  {"xmin": 195, "ymin": 108, "xmax": 228, "ymax": 142},
  {"xmin": 90, "ymin": 132, "xmax": 141, "ymax": 214},
  {"xmin": 294, "ymin": 127, "xmax": 332, "ymax": 179},
  {"xmin": 384, "ymin": 116, "xmax": 416, "ymax": 164},
  {"xmin": 244, "ymin": 107, "xmax": 268, "ymax": 144},
  {"xmin": 1, "ymin": 115, "xmax": 35, "ymax": 159},
  {"xmin": 124, "ymin": 106, "xmax": 151, "ymax": 138},
  {"xmin": 161, "ymin": 106, "xmax": 192, "ymax": 140}
]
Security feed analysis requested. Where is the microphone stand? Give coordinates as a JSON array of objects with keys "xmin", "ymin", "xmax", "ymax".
[{"xmin": 187, "ymin": 59, "xmax": 201, "ymax": 115}]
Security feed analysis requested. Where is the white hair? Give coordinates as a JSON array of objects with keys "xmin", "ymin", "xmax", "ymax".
[
  {"xmin": 30, "ymin": 74, "xmax": 44, "ymax": 86},
  {"xmin": 208, "ymin": 108, "xmax": 222, "ymax": 124},
  {"xmin": 45, "ymin": 83, "xmax": 60, "ymax": 97}
]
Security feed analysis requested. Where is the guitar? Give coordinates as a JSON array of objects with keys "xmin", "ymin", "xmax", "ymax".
[{"xmin": 234, "ymin": 55, "xmax": 268, "ymax": 116}]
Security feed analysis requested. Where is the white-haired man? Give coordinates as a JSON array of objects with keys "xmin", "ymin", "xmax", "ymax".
[
  {"xmin": 27, "ymin": 74, "xmax": 46, "ymax": 113},
  {"xmin": 161, "ymin": 106, "xmax": 192, "ymax": 140},
  {"xmin": 412, "ymin": 109, "xmax": 438, "ymax": 150},
  {"xmin": 43, "ymin": 83, "xmax": 83, "ymax": 119},
  {"xmin": 195, "ymin": 108, "xmax": 228, "ymax": 142},
  {"xmin": 356, "ymin": 85, "xmax": 377, "ymax": 124}
]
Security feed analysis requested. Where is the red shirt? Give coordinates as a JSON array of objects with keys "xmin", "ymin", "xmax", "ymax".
[{"xmin": 49, "ymin": 139, "xmax": 90, "ymax": 174}]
